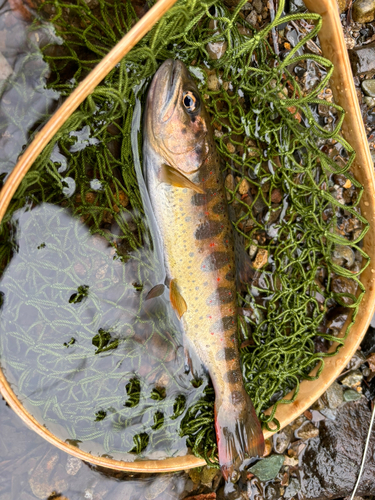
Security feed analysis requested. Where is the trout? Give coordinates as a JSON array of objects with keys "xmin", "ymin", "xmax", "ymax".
[{"xmin": 143, "ymin": 59, "xmax": 264, "ymax": 479}]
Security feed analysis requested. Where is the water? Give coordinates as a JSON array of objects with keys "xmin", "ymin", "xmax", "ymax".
[{"xmin": 0, "ymin": 0, "xmax": 208, "ymax": 464}]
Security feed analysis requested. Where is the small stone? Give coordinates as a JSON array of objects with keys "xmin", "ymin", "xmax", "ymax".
[
  {"xmin": 226, "ymin": 142, "xmax": 236, "ymax": 154},
  {"xmin": 364, "ymin": 96, "xmax": 375, "ymax": 107},
  {"xmin": 188, "ymin": 468, "xmax": 201, "ymax": 485},
  {"xmin": 207, "ymin": 73, "xmax": 220, "ymax": 91},
  {"xmin": 353, "ymin": 0, "xmax": 375, "ymax": 23},
  {"xmin": 246, "ymin": 10, "xmax": 258, "ymax": 26},
  {"xmin": 271, "ymin": 188, "xmax": 282, "ymax": 203},
  {"xmin": 263, "ymin": 438, "xmax": 273, "ymax": 457},
  {"xmin": 253, "ymin": 0, "xmax": 263, "ymax": 13},
  {"xmin": 344, "ymin": 35, "xmax": 356, "ymax": 50},
  {"xmin": 296, "ymin": 421, "xmax": 319, "ymax": 440},
  {"xmin": 332, "ymin": 245, "xmax": 355, "ymax": 268},
  {"xmin": 249, "ymin": 455, "xmax": 285, "ymax": 482},
  {"xmin": 330, "ymin": 275, "xmax": 357, "ymax": 305},
  {"xmin": 206, "ymin": 40, "xmax": 227, "ymax": 60},
  {"xmin": 249, "ymin": 241, "xmax": 258, "ymax": 259},
  {"xmin": 273, "ymin": 425, "xmax": 293, "ymax": 454},
  {"xmin": 340, "ymin": 369, "xmax": 363, "ymax": 389},
  {"xmin": 290, "ymin": 415, "xmax": 306, "ymax": 431},
  {"xmin": 0, "ymin": 52, "xmax": 12, "ymax": 83},
  {"xmin": 362, "ymin": 79, "xmax": 375, "ymax": 97},
  {"xmin": 238, "ymin": 178, "xmax": 250, "ymax": 195},
  {"xmin": 343, "ymin": 389, "xmax": 362, "ymax": 402},
  {"xmin": 325, "ymin": 381, "xmax": 344, "ymax": 409},
  {"xmin": 65, "ymin": 456, "xmax": 82, "ymax": 475},
  {"xmin": 283, "ymin": 455, "xmax": 299, "ymax": 467},
  {"xmin": 284, "ymin": 477, "xmax": 301, "ymax": 499},
  {"xmin": 361, "ymin": 325, "xmax": 375, "ymax": 356},
  {"xmin": 253, "ymin": 248, "xmax": 268, "ymax": 269},
  {"xmin": 241, "ymin": 2, "xmax": 252, "ymax": 9},
  {"xmin": 320, "ymin": 407, "xmax": 337, "ymax": 420},
  {"xmin": 200, "ymin": 466, "xmax": 220, "ymax": 488},
  {"xmin": 349, "ymin": 42, "xmax": 375, "ymax": 76}
]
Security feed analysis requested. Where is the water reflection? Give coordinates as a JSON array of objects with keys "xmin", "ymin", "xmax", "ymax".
[
  {"xmin": 0, "ymin": 203, "xmax": 208, "ymax": 460},
  {"xmin": 0, "ymin": 398, "xmax": 194, "ymax": 500}
]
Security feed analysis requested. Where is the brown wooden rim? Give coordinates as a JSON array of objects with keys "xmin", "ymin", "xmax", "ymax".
[{"xmin": 0, "ymin": 0, "xmax": 374, "ymax": 472}]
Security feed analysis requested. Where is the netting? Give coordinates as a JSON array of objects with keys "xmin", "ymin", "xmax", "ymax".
[{"xmin": 0, "ymin": 0, "xmax": 369, "ymax": 465}]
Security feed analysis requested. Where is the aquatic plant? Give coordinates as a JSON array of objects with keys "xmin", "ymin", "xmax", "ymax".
[{"xmin": 0, "ymin": 0, "xmax": 369, "ymax": 465}]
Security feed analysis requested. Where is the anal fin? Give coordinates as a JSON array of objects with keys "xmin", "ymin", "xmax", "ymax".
[
  {"xmin": 170, "ymin": 278, "xmax": 187, "ymax": 319},
  {"xmin": 160, "ymin": 163, "xmax": 204, "ymax": 194}
]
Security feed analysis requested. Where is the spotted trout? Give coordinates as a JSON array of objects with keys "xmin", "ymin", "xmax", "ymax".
[{"xmin": 143, "ymin": 59, "xmax": 264, "ymax": 479}]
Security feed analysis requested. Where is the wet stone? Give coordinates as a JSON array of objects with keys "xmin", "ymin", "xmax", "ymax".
[
  {"xmin": 253, "ymin": 0, "xmax": 263, "ymax": 13},
  {"xmin": 273, "ymin": 425, "xmax": 293, "ymax": 454},
  {"xmin": 340, "ymin": 369, "xmax": 363, "ymax": 389},
  {"xmin": 332, "ymin": 245, "xmax": 355, "ymax": 268},
  {"xmin": 200, "ymin": 466, "xmax": 220, "ymax": 487},
  {"xmin": 301, "ymin": 399, "xmax": 375, "ymax": 499},
  {"xmin": 249, "ymin": 454, "xmax": 285, "ymax": 482},
  {"xmin": 206, "ymin": 40, "xmax": 227, "ymax": 60},
  {"xmin": 263, "ymin": 437, "xmax": 273, "ymax": 457},
  {"xmin": 361, "ymin": 325, "xmax": 375, "ymax": 355},
  {"xmin": 65, "ymin": 456, "xmax": 82, "ymax": 475},
  {"xmin": 343, "ymin": 389, "xmax": 362, "ymax": 401},
  {"xmin": 349, "ymin": 42, "xmax": 375, "ymax": 76},
  {"xmin": 324, "ymin": 381, "xmax": 344, "ymax": 409},
  {"xmin": 296, "ymin": 421, "xmax": 319, "ymax": 440},
  {"xmin": 353, "ymin": 0, "xmax": 375, "ymax": 23},
  {"xmin": 346, "ymin": 350, "xmax": 366, "ymax": 370},
  {"xmin": 320, "ymin": 407, "xmax": 337, "ymax": 421},
  {"xmin": 246, "ymin": 10, "xmax": 258, "ymax": 26},
  {"xmin": 284, "ymin": 477, "xmax": 301, "ymax": 499},
  {"xmin": 362, "ymin": 79, "xmax": 375, "ymax": 98}
]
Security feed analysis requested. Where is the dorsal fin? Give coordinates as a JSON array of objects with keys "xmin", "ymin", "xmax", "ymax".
[
  {"xmin": 160, "ymin": 163, "xmax": 205, "ymax": 194},
  {"xmin": 170, "ymin": 278, "xmax": 187, "ymax": 319}
]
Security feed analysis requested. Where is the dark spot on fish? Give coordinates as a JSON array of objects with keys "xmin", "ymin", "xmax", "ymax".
[
  {"xmin": 212, "ymin": 315, "xmax": 236, "ymax": 332},
  {"xmin": 212, "ymin": 202, "xmax": 225, "ymax": 215},
  {"xmin": 231, "ymin": 391, "xmax": 245, "ymax": 405},
  {"xmin": 207, "ymin": 287, "xmax": 234, "ymax": 305},
  {"xmin": 182, "ymin": 128, "xmax": 187, "ymax": 134},
  {"xmin": 201, "ymin": 251, "xmax": 229, "ymax": 272},
  {"xmin": 216, "ymin": 347, "xmax": 236, "ymax": 361},
  {"xmin": 222, "ymin": 232, "xmax": 233, "ymax": 248},
  {"xmin": 191, "ymin": 116, "xmax": 196, "ymax": 123},
  {"xmin": 224, "ymin": 370, "xmax": 241, "ymax": 384},
  {"xmin": 189, "ymin": 252, "xmax": 194, "ymax": 257},
  {"xmin": 195, "ymin": 220, "xmax": 224, "ymax": 240},
  {"xmin": 185, "ymin": 216, "xmax": 191, "ymax": 222},
  {"xmin": 191, "ymin": 188, "xmax": 218, "ymax": 206},
  {"xmin": 225, "ymin": 270, "xmax": 235, "ymax": 281}
]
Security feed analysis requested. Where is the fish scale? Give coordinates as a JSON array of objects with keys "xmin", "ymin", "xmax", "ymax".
[{"xmin": 143, "ymin": 58, "xmax": 264, "ymax": 480}]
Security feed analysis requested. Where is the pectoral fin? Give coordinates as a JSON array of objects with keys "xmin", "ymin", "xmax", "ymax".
[
  {"xmin": 170, "ymin": 279, "xmax": 187, "ymax": 319},
  {"xmin": 145, "ymin": 284, "xmax": 165, "ymax": 300},
  {"xmin": 160, "ymin": 163, "xmax": 204, "ymax": 194}
]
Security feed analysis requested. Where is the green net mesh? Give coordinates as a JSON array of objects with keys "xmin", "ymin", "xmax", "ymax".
[{"xmin": 0, "ymin": 0, "xmax": 369, "ymax": 465}]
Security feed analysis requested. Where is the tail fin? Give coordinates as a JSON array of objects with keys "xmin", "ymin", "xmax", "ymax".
[{"xmin": 215, "ymin": 392, "xmax": 264, "ymax": 481}]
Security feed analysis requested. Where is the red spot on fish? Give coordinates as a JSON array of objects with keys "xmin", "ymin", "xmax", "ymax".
[
  {"xmin": 211, "ymin": 332, "xmax": 214, "ymax": 335},
  {"xmin": 210, "ymin": 243, "xmax": 215, "ymax": 247},
  {"xmin": 217, "ymin": 278, "xmax": 221, "ymax": 282},
  {"xmin": 202, "ymin": 178, "xmax": 205, "ymax": 182},
  {"xmin": 205, "ymin": 212, "xmax": 209, "ymax": 215},
  {"xmin": 210, "ymin": 171, "xmax": 213, "ymax": 175}
]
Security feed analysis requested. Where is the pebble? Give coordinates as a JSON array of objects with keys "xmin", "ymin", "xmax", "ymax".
[
  {"xmin": 340, "ymin": 369, "xmax": 363, "ymax": 389},
  {"xmin": 343, "ymin": 389, "xmax": 362, "ymax": 402},
  {"xmin": 0, "ymin": 51, "xmax": 12, "ymax": 83},
  {"xmin": 364, "ymin": 96, "xmax": 375, "ymax": 107},
  {"xmin": 238, "ymin": 178, "xmax": 250, "ymax": 195},
  {"xmin": 263, "ymin": 438, "xmax": 273, "ymax": 457},
  {"xmin": 296, "ymin": 422, "xmax": 319, "ymax": 440},
  {"xmin": 352, "ymin": 0, "xmax": 375, "ymax": 23},
  {"xmin": 253, "ymin": 248, "xmax": 268, "ymax": 269},
  {"xmin": 206, "ymin": 40, "xmax": 227, "ymax": 60},
  {"xmin": 330, "ymin": 275, "xmax": 357, "ymax": 305},
  {"xmin": 246, "ymin": 10, "xmax": 258, "ymax": 26},
  {"xmin": 346, "ymin": 350, "xmax": 366, "ymax": 371},
  {"xmin": 253, "ymin": 0, "xmax": 263, "ymax": 13},
  {"xmin": 349, "ymin": 42, "xmax": 375, "ymax": 76},
  {"xmin": 200, "ymin": 466, "xmax": 220, "ymax": 488},
  {"xmin": 284, "ymin": 477, "xmax": 301, "ymax": 499},
  {"xmin": 273, "ymin": 425, "xmax": 293, "ymax": 454},
  {"xmin": 320, "ymin": 407, "xmax": 337, "ymax": 420},
  {"xmin": 362, "ymin": 79, "xmax": 375, "ymax": 97},
  {"xmin": 249, "ymin": 455, "xmax": 285, "ymax": 482},
  {"xmin": 324, "ymin": 381, "xmax": 344, "ymax": 409},
  {"xmin": 249, "ymin": 240, "xmax": 258, "ymax": 259},
  {"xmin": 65, "ymin": 456, "xmax": 82, "ymax": 475},
  {"xmin": 332, "ymin": 245, "xmax": 355, "ymax": 268},
  {"xmin": 207, "ymin": 73, "xmax": 220, "ymax": 91}
]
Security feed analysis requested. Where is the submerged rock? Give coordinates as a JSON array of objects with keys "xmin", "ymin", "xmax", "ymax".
[
  {"xmin": 343, "ymin": 389, "xmax": 362, "ymax": 402},
  {"xmin": 362, "ymin": 79, "xmax": 375, "ymax": 98},
  {"xmin": 273, "ymin": 425, "xmax": 293, "ymax": 454},
  {"xmin": 361, "ymin": 325, "xmax": 375, "ymax": 356},
  {"xmin": 301, "ymin": 399, "xmax": 375, "ymax": 499},
  {"xmin": 324, "ymin": 381, "xmax": 344, "ymax": 409}
]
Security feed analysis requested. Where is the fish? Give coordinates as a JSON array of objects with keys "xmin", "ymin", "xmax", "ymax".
[{"xmin": 143, "ymin": 59, "xmax": 264, "ymax": 480}]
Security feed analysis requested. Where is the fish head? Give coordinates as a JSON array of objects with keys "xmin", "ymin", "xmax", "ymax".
[{"xmin": 145, "ymin": 59, "xmax": 211, "ymax": 175}]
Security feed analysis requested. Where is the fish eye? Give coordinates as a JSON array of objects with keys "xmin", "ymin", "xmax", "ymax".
[{"xmin": 182, "ymin": 91, "xmax": 199, "ymax": 114}]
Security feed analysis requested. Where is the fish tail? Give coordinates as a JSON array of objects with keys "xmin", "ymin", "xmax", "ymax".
[{"xmin": 215, "ymin": 391, "xmax": 264, "ymax": 481}]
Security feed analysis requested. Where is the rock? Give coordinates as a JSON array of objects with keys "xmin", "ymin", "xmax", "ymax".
[
  {"xmin": 249, "ymin": 455, "xmax": 285, "ymax": 482},
  {"xmin": 0, "ymin": 51, "xmax": 12, "ymax": 84},
  {"xmin": 285, "ymin": 477, "xmax": 301, "ymax": 499},
  {"xmin": 253, "ymin": 248, "xmax": 268, "ymax": 269},
  {"xmin": 29, "ymin": 449, "xmax": 67, "ymax": 499},
  {"xmin": 343, "ymin": 389, "xmax": 362, "ymax": 401},
  {"xmin": 349, "ymin": 42, "xmax": 375, "ymax": 76},
  {"xmin": 283, "ymin": 455, "xmax": 299, "ymax": 466},
  {"xmin": 361, "ymin": 325, "xmax": 375, "ymax": 355},
  {"xmin": 207, "ymin": 73, "xmax": 220, "ymax": 91},
  {"xmin": 330, "ymin": 275, "xmax": 357, "ymax": 305},
  {"xmin": 264, "ymin": 483, "xmax": 281, "ymax": 500},
  {"xmin": 362, "ymin": 79, "xmax": 375, "ymax": 97},
  {"xmin": 144, "ymin": 474, "xmax": 174, "ymax": 500},
  {"xmin": 296, "ymin": 422, "xmax": 319, "ymax": 440},
  {"xmin": 353, "ymin": 0, "xmax": 375, "ymax": 23},
  {"xmin": 340, "ymin": 369, "xmax": 363, "ymax": 389},
  {"xmin": 206, "ymin": 40, "xmax": 227, "ymax": 60},
  {"xmin": 65, "ymin": 456, "xmax": 82, "ymax": 475},
  {"xmin": 364, "ymin": 96, "xmax": 375, "ymax": 107},
  {"xmin": 324, "ymin": 381, "xmax": 344, "ymax": 409},
  {"xmin": 253, "ymin": 0, "xmax": 263, "ymax": 13},
  {"xmin": 320, "ymin": 407, "xmax": 337, "ymax": 421},
  {"xmin": 345, "ymin": 350, "xmax": 366, "ymax": 371},
  {"xmin": 188, "ymin": 468, "xmax": 201, "ymax": 485},
  {"xmin": 332, "ymin": 245, "xmax": 355, "ymax": 268},
  {"xmin": 238, "ymin": 178, "xmax": 250, "ymax": 195},
  {"xmin": 249, "ymin": 240, "xmax": 258, "ymax": 259},
  {"xmin": 263, "ymin": 438, "xmax": 273, "ymax": 457},
  {"xmin": 246, "ymin": 10, "xmax": 258, "ymax": 26},
  {"xmin": 187, "ymin": 494, "xmax": 216, "ymax": 500},
  {"xmin": 200, "ymin": 466, "xmax": 220, "ymax": 488},
  {"xmin": 301, "ymin": 399, "xmax": 375, "ymax": 499},
  {"xmin": 273, "ymin": 425, "xmax": 293, "ymax": 454}
]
